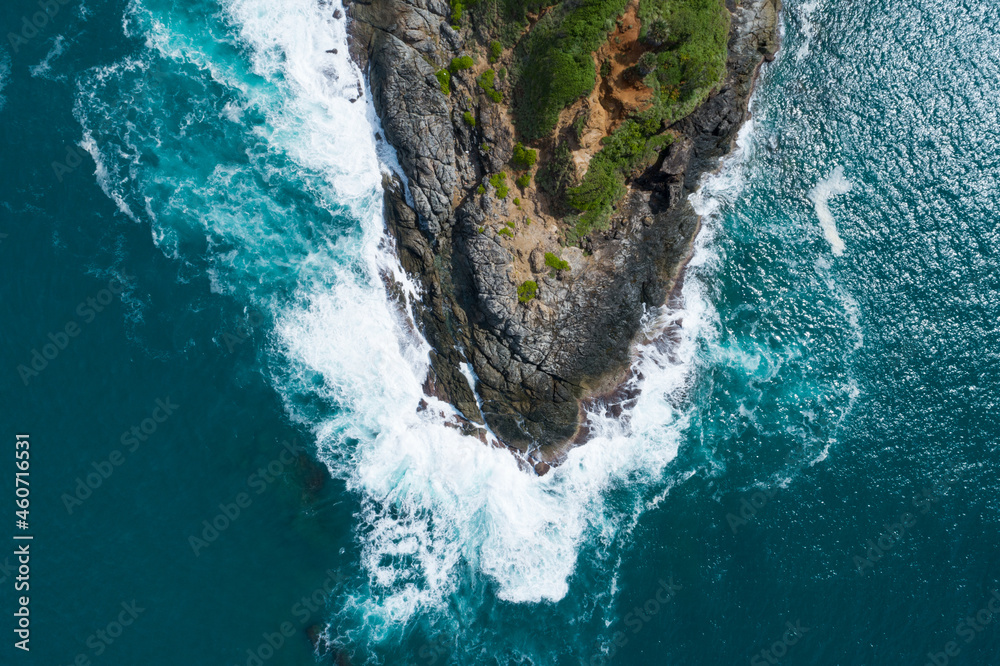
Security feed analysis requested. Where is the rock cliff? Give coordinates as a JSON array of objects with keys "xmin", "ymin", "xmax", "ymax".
[{"xmin": 347, "ymin": 0, "xmax": 780, "ymax": 463}]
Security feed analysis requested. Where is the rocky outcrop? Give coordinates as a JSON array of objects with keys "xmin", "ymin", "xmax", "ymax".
[{"xmin": 349, "ymin": 0, "xmax": 781, "ymax": 460}]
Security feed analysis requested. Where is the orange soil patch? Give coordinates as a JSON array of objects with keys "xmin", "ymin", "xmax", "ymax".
[
  {"xmin": 596, "ymin": 0, "xmax": 655, "ymax": 123},
  {"xmin": 552, "ymin": 0, "xmax": 653, "ymax": 178},
  {"xmin": 473, "ymin": 1, "xmax": 656, "ymax": 283}
]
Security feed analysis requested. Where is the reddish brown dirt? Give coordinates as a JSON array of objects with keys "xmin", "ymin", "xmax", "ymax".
[{"xmin": 597, "ymin": 0, "xmax": 654, "ymax": 123}]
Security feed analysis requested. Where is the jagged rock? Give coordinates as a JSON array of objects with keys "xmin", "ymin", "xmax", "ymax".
[
  {"xmin": 660, "ymin": 138, "xmax": 694, "ymax": 176},
  {"xmin": 348, "ymin": 0, "xmax": 782, "ymax": 457},
  {"xmin": 366, "ymin": 30, "xmax": 458, "ymax": 232},
  {"xmin": 529, "ymin": 248, "xmax": 546, "ymax": 273}
]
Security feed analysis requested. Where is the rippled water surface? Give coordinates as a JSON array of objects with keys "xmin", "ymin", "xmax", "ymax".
[{"xmin": 1, "ymin": 0, "xmax": 999, "ymax": 664}]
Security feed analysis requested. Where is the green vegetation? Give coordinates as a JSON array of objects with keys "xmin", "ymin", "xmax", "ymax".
[
  {"xmin": 450, "ymin": 0, "xmax": 464, "ymax": 24},
  {"xmin": 513, "ymin": 197, "xmax": 521, "ymax": 206},
  {"xmin": 477, "ymin": 184, "xmax": 486, "ymax": 194},
  {"xmin": 537, "ymin": 141, "xmax": 575, "ymax": 201},
  {"xmin": 464, "ymin": 0, "xmax": 549, "ymax": 46},
  {"xmin": 463, "ymin": 111, "xmax": 476, "ymax": 126},
  {"xmin": 499, "ymin": 226, "xmax": 514, "ymax": 238},
  {"xmin": 461, "ymin": 0, "xmax": 728, "ymax": 244},
  {"xmin": 489, "ymin": 172, "xmax": 509, "ymax": 198},
  {"xmin": 571, "ymin": 111, "xmax": 589, "ymax": 143},
  {"xmin": 567, "ymin": 118, "xmax": 675, "ymax": 236},
  {"xmin": 511, "ymin": 142, "xmax": 538, "ymax": 170},
  {"xmin": 645, "ymin": 17, "xmax": 669, "ymax": 46},
  {"xmin": 498, "ymin": 67, "xmax": 507, "ymax": 81},
  {"xmin": 435, "ymin": 69, "xmax": 451, "ymax": 95},
  {"xmin": 477, "ymin": 69, "xmax": 503, "ymax": 102},
  {"xmin": 558, "ymin": 0, "xmax": 727, "ymax": 241},
  {"xmin": 517, "ymin": 280, "xmax": 538, "ymax": 303},
  {"xmin": 506, "ymin": 220, "xmax": 516, "ymax": 229},
  {"xmin": 512, "ymin": 0, "xmax": 628, "ymax": 141},
  {"xmin": 450, "ymin": 55, "xmax": 475, "ymax": 72},
  {"xmin": 544, "ymin": 252, "xmax": 571, "ymax": 271},
  {"xmin": 637, "ymin": 51, "xmax": 658, "ymax": 76},
  {"xmin": 478, "ymin": 226, "xmax": 486, "ymax": 233},
  {"xmin": 637, "ymin": 0, "xmax": 730, "ymax": 123}
]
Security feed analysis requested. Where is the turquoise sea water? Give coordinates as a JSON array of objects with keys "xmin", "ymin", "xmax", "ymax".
[{"xmin": 2, "ymin": 0, "xmax": 999, "ymax": 664}]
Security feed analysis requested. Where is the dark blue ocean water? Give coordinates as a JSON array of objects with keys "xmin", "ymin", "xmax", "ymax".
[{"xmin": 2, "ymin": 0, "xmax": 999, "ymax": 664}]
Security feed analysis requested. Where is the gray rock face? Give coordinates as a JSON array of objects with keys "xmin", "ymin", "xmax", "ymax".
[
  {"xmin": 368, "ymin": 31, "xmax": 457, "ymax": 232},
  {"xmin": 350, "ymin": 0, "xmax": 781, "ymax": 458},
  {"xmin": 529, "ymin": 248, "xmax": 545, "ymax": 273},
  {"xmin": 660, "ymin": 138, "xmax": 694, "ymax": 176}
]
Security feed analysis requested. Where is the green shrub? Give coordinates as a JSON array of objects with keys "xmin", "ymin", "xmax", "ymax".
[
  {"xmin": 513, "ymin": 0, "xmax": 629, "ymax": 141},
  {"xmin": 463, "ymin": 111, "xmax": 476, "ymax": 126},
  {"xmin": 463, "ymin": 0, "xmax": 548, "ymax": 46},
  {"xmin": 489, "ymin": 172, "xmax": 509, "ymax": 198},
  {"xmin": 477, "ymin": 184, "xmax": 486, "ymax": 194},
  {"xmin": 572, "ymin": 111, "xmax": 589, "ymax": 142},
  {"xmin": 516, "ymin": 173, "xmax": 531, "ymax": 188},
  {"xmin": 506, "ymin": 220, "xmax": 516, "ymax": 228},
  {"xmin": 567, "ymin": 160, "xmax": 623, "ymax": 216},
  {"xmin": 450, "ymin": 0, "xmax": 464, "ymax": 24},
  {"xmin": 517, "ymin": 280, "xmax": 538, "ymax": 303},
  {"xmin": 638, "ymin": 0, "xmax": 729, "ymax": 121},
  {"xmin": 498, "ymin": 67, "xmax": 507, "ymax": 81},
  {"xmin": 489, "ymin": 40, "xmax": 503, "ymax": 63},
  {"xmin": 478, "ymin": 226, "xmax": 486, "ymax": 233},
  {"xmin": 477, "ymin": 69, "xmax": 503, "ymax": 102},
  {"xmin": 637, "ymin": 51, "xmax": 659, "ymax": 76},
  {"xmin": 435, "ymin": 69, "xmax": 451, "ymax": 95},
  {"xmin": 544, "ymin": 252, "xmax": 571, "ymax": 271},
  {"xmin": 645, "ymin": 18, "xmax": 670, "ymax": 46},
  {"xmin": 511, "ymin": 142, "xmax": 538, "ymax": 170},
  {"xmin": 566, "ymin": 118, "xmax": 669, "ymax": 237},
  {"xmin": 510, "ymin": 0, "xmax": 728, "ymax": 237},
  {"xmin": 450, "ymin": 55, "xmax": 475, "ymax": 72},
  {"xmin": 513, "ymin": 197, "xmax": 521, "ymax": 206},
  {"xmin": 537, "ymin": 141, "xmax": 575, "ymax": 199},
  {"xmin": 499, "ymin": 227, "xmax": 514, "ymax": 238}
]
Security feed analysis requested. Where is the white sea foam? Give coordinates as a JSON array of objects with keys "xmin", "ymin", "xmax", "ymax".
[
  {"xmin": 796, "ymin": 0, "xmax": 822, "ymax": 61},
  {"xmin": 74, "ymin": 0, "xmax": 765, "ymax": 640},
  {"xmin": 30, "ymin": 35, "xmax": 68, "ymax": 78},
  {"xmin": 79, "ymin": 128, "xmax": 139, "ymax": 221},
  {"xmin": 270, "ymin": 93, "xmax": 766, "ymax": 625},
  {"xmin": 258, "ymin": 0, "xmax": 774, "ymax": 622},
  {"xmin": 128, "ymin": 0, "xmax": 382, "ymax": 210},
  {"xmin": 809, "ymin": 166, "xmax": 853, "ymax": 255}
]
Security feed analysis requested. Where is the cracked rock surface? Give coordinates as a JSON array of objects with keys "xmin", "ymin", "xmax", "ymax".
[{"xmin": 349, "ymin": 0, "xmax": 781, "ymax": 457}]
